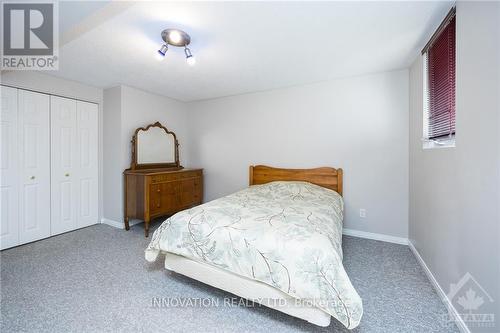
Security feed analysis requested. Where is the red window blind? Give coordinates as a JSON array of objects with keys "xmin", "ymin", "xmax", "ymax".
[{"xmin": 426, "ymin": 15, "xmax": 456, "ymax": 139}]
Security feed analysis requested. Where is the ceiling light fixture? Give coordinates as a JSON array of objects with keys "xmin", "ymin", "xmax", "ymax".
[{"xmin": 157, "ymin": 29, "xmax": 195, "ymax": 66}]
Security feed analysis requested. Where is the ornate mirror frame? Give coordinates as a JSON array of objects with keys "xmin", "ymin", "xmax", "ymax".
[{"xmin": 129, "ymin": 121, "xmax": 182, "ymax": 170}]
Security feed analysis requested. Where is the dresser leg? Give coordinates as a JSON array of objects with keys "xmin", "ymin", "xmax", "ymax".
[
  {"xmin": 124, "ymin": 217, "xmax": 130, "ymax": 231},
  {"xmin": 144, "ymin": 219, "xmax": 150, "ymax": 237}
]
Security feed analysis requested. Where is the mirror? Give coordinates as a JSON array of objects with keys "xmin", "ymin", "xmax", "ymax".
[
  {"xmin": 137, "ymin": 127, "xmax": 175, "ymax": 164},
  {"xmin": 130, "ymin": 122, "xmax": 181, "ymax": 170}
]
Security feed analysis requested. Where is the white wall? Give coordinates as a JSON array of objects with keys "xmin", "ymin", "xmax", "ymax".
[
  {"xmin": 188, "ymin": 70, "xmax": 409, "ymax": 238},
  {"xmin": 409, "ymin": 2, "xmax": 500, "ymax": 329},
  {"xmin": 102, "ymin": 86, "xmax": 122, "ymax": 222},
  {"xmin": 0, "ymin": 71, "xmax": 105, "ymax": 223},
  {"xmin": 121, "ymin": 86, "xmax": 190, "ymax": 170},
  {"xmin": 102, "ymin": 85, "xmax": 189, "ymax": 223}
]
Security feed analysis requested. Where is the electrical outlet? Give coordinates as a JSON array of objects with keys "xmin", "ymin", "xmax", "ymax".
[{"xmin": 359, "ymin": 209, "xmax": 366, "ymax": 218}]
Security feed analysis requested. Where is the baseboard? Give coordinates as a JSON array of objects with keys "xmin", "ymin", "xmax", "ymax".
[
  {"xmin": 342, "ymin": 228, "xmax": 408, "ymax": 245},
  {"xmin": 100, "ymin": 218, "xmax": 142, "ymax": 229},
  {"xmin": 408, "ymin": 241, "xmax": 470, "ymax": 333}
]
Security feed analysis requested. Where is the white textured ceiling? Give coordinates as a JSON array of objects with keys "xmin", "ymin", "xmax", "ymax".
[
  {"xmin": 59, "ymin": 1, "xmax": 112, "ymax": 33},
  {"xmin": 51, "ymin": 1, "xmax": 453, "ymax": 101}
]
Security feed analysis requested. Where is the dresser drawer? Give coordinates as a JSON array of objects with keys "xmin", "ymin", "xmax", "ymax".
[
  {"xmin": 127, "ymin": 169, "xmax": 203, "ymax": 219},
  {"xmin": 179, "ymin": 178, "xmax": 200, "ymax": 192},
  {"xmin": 150, "ymin": 170, "xmax": 202, "ymax": 183},
  {"xmin": 149, "ymin": 184, "xmax": 162, "ymax": 213},
  {"xmin": 149, "ymin": 183, "xmax": 179, "ymax": 214},
  {"xmin": 179, "ymin": 188, "xmax": 202, "ymax": 207},
  {"xmin": 179, "ymin": 170, "xmax": 202, "ymax": 179},
  {"xmin": 151, "ymin": 173, "xmax": 180, "ymax": 183}
]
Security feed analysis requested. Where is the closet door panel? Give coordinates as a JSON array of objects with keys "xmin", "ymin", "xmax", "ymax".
[
  {"xmin": 18, "ymin": 90, "xmax": 51, "ymax": 243},
  {"xmin": 51, "ymin": 96, "xmax": 78, "ymax": 235},
  {"xmin": 76, "ymin": 101, "xmax": 98, "ymax": 228},
  {"xmin": 0, "ymin": 86, "xmax": 19, "ymax": 249}
]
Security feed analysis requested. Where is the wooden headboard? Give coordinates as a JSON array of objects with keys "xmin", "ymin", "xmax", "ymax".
[{"xmin": 249, "ymin": 165, "xmax": 343, "ymax": 196}]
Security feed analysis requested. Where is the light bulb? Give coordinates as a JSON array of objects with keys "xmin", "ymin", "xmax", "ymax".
[
  {"xmin": 186, "ymin": 55, "xmax": 196, "ymax": 66},
  {"xmin": 169, "ymin": 30, "xmax": 182, "ymax": 44},
  {"xmin": 156, "ymin": 51, "xmax": 165, "ymax": 61},
  {"xmin": 184, "ymin": 46, "xmax": 195, "ymax": 66}
]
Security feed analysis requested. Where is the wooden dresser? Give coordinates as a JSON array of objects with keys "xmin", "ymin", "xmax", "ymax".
[{"xmin": 124, "ymin": 168, "xmax": 203, "ymax": 237}]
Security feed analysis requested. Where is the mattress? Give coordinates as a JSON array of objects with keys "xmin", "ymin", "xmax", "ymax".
[
  {"xmin": 146, "ymin": 181, "xmax": 363, "ymax": 329},
  {"xmin": 164, "ymin": 252, "xmax": 332, "ymax": 326}
]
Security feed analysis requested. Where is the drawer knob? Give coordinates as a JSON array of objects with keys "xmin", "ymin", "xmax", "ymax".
[
  {"xmin": 157, "ymin": 189, "xmax": 161, "ymax": 192},
  {"xmin": 30, "ymin": 175, "xmax": 35, "ymax": 180},
  {"xmin": 65, "ymin": 173, "xmax": 70, "ymax": 177},
  {"xmin": 157, "ymin": 203, "xmax": 160, "ymax": 207}
]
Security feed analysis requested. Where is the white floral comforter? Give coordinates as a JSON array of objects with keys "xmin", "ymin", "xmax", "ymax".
[{"xmin": 145, "ymin": 181, "xmax": 363, "ymax": 329}]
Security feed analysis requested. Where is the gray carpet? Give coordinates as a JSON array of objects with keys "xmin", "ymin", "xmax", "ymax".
[{"xmin": 1, "ymin": 222, "xmax": 459, "ymax": 333}]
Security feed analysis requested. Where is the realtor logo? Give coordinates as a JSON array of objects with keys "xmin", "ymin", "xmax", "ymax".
[
  {"xmin": 1, "ymin": 1, "xmax": 58, "ymax": 69},
  {"xmin": 446, "ymin": 272, "xmax": 495, "ymax": 330}
]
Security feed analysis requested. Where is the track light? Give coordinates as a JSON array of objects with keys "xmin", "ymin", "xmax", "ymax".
[
  {"xmin": 184, "ymin": 47, "xmax": 196, "ymax": 66},
  {"xmin": 156, "ymin": 44, "xmax": 168, "ymax": 61},
  {"xmin": 156, "ymin": 29, "xmax": 195, "ymax": 66}
]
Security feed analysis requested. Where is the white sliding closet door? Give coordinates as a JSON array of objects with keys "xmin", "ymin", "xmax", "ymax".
[
  {"xmin": 18, "ymin": 89, "xmax": 51, "ymax": 243},
  {"xmin": 51, "ymin": 96, "xmax": 78, "ymax": 235},
  {"xmin": 1, "ymin": 88, "xmax": 98, "ymax": 249},
  {"xmin": 51, "ymin": 96, "xmax": 98, "ymax": 235},
  {"xmin": 1, "ymin": 86, "xmax": 20, "ymax": 249},
  {"xmin": 76, "ymin": 101, "xmax": 98, "ymax": 228}
]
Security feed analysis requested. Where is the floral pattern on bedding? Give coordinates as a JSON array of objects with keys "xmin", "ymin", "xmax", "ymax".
[{"xmin": 145, "ymin": 181, "xmax": 363, "ymax": 329}]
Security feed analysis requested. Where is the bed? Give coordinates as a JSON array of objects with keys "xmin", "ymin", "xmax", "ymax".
[{"xmin": 145, "ymin": 165, "xmax": 363, "ymax": 329}]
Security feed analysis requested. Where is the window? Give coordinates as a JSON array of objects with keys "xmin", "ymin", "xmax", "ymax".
[{"xmin": 422, "ymin": 7, "xmax": 456, "ymax": 149}]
